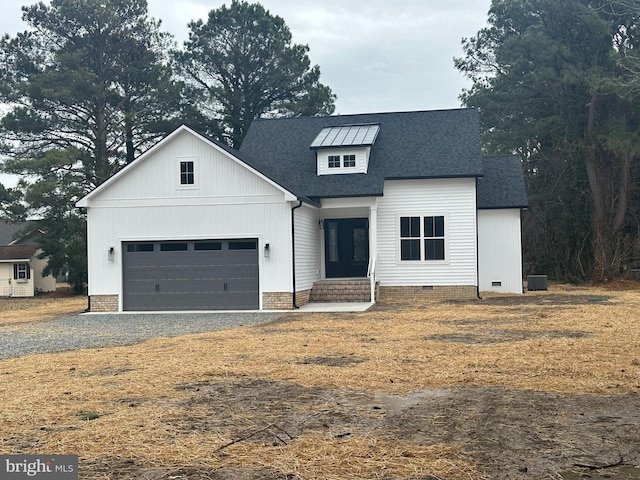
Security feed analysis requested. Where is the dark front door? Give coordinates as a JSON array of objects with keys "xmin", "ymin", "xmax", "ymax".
[{"xmin": 324, "ymin": 218, "xmax": 369, "ymax": 278}]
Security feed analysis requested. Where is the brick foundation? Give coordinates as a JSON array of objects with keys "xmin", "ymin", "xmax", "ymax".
[
  {"xmin": 90, "ymin": 295, "xmax": 119, "ymax": 312},
  {"xmin": 378, "ymin": 285, "xmax": 477, "ymax": 302},
  {"xmin": 295, "ymin": 289, "xmax": 311, "ymax": 307},
  {"xmin": 262, "ymin": 290, "xmax": 312, "ymax": 310}
]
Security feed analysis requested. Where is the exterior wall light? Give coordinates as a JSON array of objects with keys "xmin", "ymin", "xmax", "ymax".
[
  {"xmin": 264, "ymin": 243, "xmax": 270, "ymax": 258},
  {"xmin": 108, "ymin": 246, "xmax": 115, "ymax": 262}
]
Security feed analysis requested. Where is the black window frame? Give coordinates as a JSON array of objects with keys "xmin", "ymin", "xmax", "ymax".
[
  {"xmin": 424, "ymin": 216, "xmax": 445, "ymax": 261},
  {"xmin": 399, "ymin": 215, "xmax": 446, "ymax": 262},
  {"xmin": 180, "ymin": 160, "xmax": 195, "ymax": 185},
  {"xmin": 343, "ymin": 154, "xmax": 356, "ymax": 168},
  {"xmin": 328, "ymin": 155, "xmax": 341, "ymax": 169},
  {"xmin": 400, "ymin": 216, "xmax": 421, "ymax": 261}
]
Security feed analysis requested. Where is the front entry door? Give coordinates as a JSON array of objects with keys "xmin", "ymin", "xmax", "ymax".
[{"xmin": 324, "ymin": 218, "xmax": 369, "ymax": 278}]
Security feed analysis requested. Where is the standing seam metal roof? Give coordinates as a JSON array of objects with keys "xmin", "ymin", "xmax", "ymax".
[{"xmin": 310, "ymin": 124, "xmax": 380, "ymax": 148}]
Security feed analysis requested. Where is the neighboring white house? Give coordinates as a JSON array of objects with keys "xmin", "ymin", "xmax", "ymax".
[
  {"xmin": 77, "ymin": 109, "xmax": 528, "ymax": 312},
  {"xmin": 0, "ymin": 222, "xmax": 57, "ymax": 297}
]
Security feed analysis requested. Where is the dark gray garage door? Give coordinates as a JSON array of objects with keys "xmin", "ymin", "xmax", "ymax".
[{"xmin": 122, "ymin": 239, "xmax": 259, "ymax": 311}]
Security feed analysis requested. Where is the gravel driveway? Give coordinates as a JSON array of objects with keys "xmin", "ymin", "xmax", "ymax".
[{"xmin": 0, "ymin": 312, "xmax": 282, "ymax": 360}]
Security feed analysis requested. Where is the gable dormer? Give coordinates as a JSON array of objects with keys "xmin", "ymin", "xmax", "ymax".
[{"xmin": 310, "ymin": 124, "xmax": 379, "ymax": 176}]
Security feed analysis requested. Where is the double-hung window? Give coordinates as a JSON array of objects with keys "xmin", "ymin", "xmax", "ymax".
[
  {"xmin": 400, "ymin": 217, "xmax": 421, "ymax": 261},
  {"xmin": 400, "ymin": 215, "xmax": 445, "ymax": 261},
  {"xmin": 424, "ymin": 216, "xmax": 445, "ymax": 260}
]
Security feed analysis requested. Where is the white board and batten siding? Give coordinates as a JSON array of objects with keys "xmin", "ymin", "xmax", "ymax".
[
  {"xmin": 376, "ymin": 178, "xmax": 478, "ymax": 287},
  {"xmin": 478, "ymin": 209, "xmax": 523, "ymax": 293},
  {"xmin": 82, "ymin": 129, "xmax": 295, "ymax": 307}
]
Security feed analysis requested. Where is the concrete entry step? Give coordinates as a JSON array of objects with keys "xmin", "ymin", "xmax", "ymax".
[{"xmin": 309, "ymin": 278, "xmax": 372, "ymax": 303}]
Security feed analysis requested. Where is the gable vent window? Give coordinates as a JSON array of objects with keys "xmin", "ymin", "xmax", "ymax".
[
  {"xmin": 180, "ymin": 161, "xmax": 195, "ymax": 185},
  {"xmin": 328, "ymin": 155, "xmax": 341, "ymax": 168},
  {"xmin": 343, "ymin": 154, "xmax": 356, "ymax": 168}
]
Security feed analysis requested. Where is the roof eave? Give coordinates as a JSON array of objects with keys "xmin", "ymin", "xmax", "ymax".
[
  {"xmin": 385, "ymin": 173, "xmax": 483, "ymax": 181},
  {"xmin": 478, "ymin": 204, "xmax": 529, "ymax": 210}
]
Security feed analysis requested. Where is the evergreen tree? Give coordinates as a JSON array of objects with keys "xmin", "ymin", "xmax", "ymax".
[
  {"xmin": 0, "ymin": 0, "xmax": 182, "ymax": 292},
  {"xmin": 456, "ymin": 0, "xmax": 640, "ymax": 281},
  {"xmin": 174, "ymin": 0, "xmax": 336, "ymax": 147}
]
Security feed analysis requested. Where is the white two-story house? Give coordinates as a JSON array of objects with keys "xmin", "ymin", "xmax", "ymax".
[{"xmin": 77, "ymin": 108, "xmax": 527, "ymax": 311}]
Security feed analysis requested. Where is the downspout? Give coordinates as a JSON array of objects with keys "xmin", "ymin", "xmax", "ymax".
[
  {"xmin": 291, "ymin": 200, "xmax": 303, "ymax": 309},
  {"xmin": 475, "ymin": 177, "xmax": 482, "ymax": 300}
]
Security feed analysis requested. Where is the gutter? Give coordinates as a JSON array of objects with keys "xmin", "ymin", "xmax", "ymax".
[{"xmin": 291, "ymin": 200, "xmax": 303, "ymax": 309}]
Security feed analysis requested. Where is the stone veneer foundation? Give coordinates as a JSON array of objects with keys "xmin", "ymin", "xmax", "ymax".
[{"xmin": 378, "ymin": 285, "xmax": 477, "ymax": 302}]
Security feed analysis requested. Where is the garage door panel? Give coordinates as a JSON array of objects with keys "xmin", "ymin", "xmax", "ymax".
[{"xmin": 122, "ymin": 239, "xmax": 259, "ymax": 311}]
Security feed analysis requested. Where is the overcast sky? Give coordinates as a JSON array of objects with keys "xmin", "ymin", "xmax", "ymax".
[{"xmin": 0, "ymin": 0, "xmax": 492, "ymax": 186}]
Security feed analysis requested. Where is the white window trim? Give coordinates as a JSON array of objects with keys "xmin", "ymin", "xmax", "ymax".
[
  {"xmin": 177, "ymin": 156, "xmax": 199, "ymax": 190},
  {"xmin": 396, "ymin": 213, "xmax": 450, "ymax": 265}
]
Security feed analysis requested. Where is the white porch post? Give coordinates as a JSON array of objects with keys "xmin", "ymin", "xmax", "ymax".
[
  {"xmin": 370, "ymin": 199, "xmax": 378, "ymax": 263},
  {"xmin": 369, "ymin": 199, "xmax": 378, "ymax": 301}
]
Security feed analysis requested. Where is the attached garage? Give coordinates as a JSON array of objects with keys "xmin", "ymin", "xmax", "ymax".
[{"xmin": 122, "ymin": 239, "xmax": 259, "ymax": 311}]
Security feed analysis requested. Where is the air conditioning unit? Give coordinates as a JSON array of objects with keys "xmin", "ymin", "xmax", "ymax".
[{"xmin": 527, "ymin": 275, "xmax": 548, "ymax": 291}]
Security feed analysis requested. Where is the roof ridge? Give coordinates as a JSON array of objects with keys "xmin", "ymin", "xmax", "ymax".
[{"xmin": 250, "ymin": 107, "xmax": 477, "ymax": 124}]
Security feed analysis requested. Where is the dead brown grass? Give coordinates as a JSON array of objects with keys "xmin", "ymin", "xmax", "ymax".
[
  {"xmin": 0, "ymin": 287, "xmax": 86, "ymax": 325},
  {"xmin": 1, "ymin": 283, "xmax": 639, "ymax": 479}
]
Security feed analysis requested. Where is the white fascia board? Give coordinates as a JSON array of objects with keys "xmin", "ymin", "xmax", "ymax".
[{"xmin": 76, "ymin": 125, "xmax": 299, "ymax": 207}]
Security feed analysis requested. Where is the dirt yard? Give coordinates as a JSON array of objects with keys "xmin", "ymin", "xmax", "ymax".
[{"xmin": 1, "ymin": 284, "xmax": 639, "ymax": 479}]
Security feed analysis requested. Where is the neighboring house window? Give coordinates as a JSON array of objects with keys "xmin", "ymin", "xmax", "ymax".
[
  {"xmin": 343, "ymin": 154, "xmax": 356, "ymax": 168},
  {"xmin": 400, "ymin": 215, "xmax": 446, "ymax": 261},
  {"xmin": 180, "ymin": 161, "xmax": 195, "ymax": 185},
  {"xmin": 13, "ymin": 263, "xmax": 30, "ymax": 281},
  {"xmin": 328, "ymin": 155, "xmax": 341, "ymax": 168}
]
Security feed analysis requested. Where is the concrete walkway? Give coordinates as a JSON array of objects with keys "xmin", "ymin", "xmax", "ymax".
[{"xmin": 296, "ymin": 302, "xmax": 374, "ymax": 312}]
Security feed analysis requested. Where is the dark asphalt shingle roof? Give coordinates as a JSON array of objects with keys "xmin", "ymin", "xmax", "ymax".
[
  {"xmin": 0, "ymin": 221, "xmax": 31, "ymax": 246},
  {"xmin": 477, "ymin": 156, "xmax": 528, "ymax": 209},
  {"xmin": 239, "ymin": 109, "xmax": 485, "ymax": 200},
  {"xmin": 0, "ymin": 244, "xmax": 38, "ymax": 262}
]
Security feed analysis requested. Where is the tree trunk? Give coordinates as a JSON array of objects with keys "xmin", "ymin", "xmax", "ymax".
[{"xmin": 584, "ymin": 95, "xmax": 632, "ymax": 282}]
